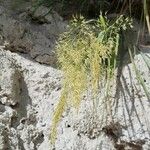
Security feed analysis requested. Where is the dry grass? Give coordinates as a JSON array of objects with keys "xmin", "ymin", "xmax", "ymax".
[{"xmin": 50, "ymin": 15, "xmax": 132, "ymax": 143}]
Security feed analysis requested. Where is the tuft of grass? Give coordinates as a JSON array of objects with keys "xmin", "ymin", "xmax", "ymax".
[
  {"xmin": 50, "ymin": 90, "xmax": 67, "ymax": 144},
  {"xmin": 50, "ymin": 15, "xmax": 132, "ymax": 143},
  {"xmin": 144, "ymin": 0, "xmax": 150, "ymax": 34},
  {"xmin": 129, "ymin": 47, "xmax": 150, "ymax": 100},
  {"xmin": 140, "ymin": 52, "xmax": 150, "ymax": 70}
]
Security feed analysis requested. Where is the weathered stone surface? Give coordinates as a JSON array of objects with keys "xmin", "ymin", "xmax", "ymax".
[
  {"xmin": 0, "ymin": 123, "xmax": 6, "ymax": 150},
  {"xmin": 0, "ymin": 56, "xmax": 21, "ymax": 106},
  {"xmin": 0, "ymin": 45, "xmax": 150, "ymax": 149},
  {"xmin": 0, "ymin": 0, "xmax": 67, "ymax": 66},
  {"xmin": 0, "ymin": 49, "xmax": 62, "ymax": 149}
]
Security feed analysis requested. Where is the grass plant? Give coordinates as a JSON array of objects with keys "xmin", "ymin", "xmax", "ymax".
[
  {"xmin": 50, "ymin": 15, "xmax": 132, "ymax": 143},
  {"xmin": 144, "ymin": 0, "xmax": 150, "ymax": 34},
  {"xmin": 129, "ymin": 47, "xmax": 150, "ymax": 100}
]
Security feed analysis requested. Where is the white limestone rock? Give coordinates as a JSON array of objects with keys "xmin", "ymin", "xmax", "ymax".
[
  {"xmin": 0, "ymin": 46, "xmax": 150, "ymax": 149},
  {"xmin": 0, "ymin": 56, "xmax": 21, "ymax": 106}
]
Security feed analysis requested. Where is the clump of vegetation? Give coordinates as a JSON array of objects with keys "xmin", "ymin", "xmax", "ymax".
[
  {"xmin": 50, "ymin": 15, "xmax": 132, "ymax": 143},
  {"xmin": 129, "ymin": 47, "xmax": 150, "ymax": 100}
]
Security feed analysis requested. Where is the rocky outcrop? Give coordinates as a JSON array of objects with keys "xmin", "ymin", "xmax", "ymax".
[
  {"xmin": 0, "ymin": 1, "xmax": 150, "ymax": 149},
  {"xmin": 0, "ymin": 49, "xmax": 62, "ymax": 150},
  {"xmin": 0, "ymin": 45, "xmax": 150, "ymax": 149},
  {"xmin": 0, "ymin": 0, "xmax": 67, "ymax": 66}
]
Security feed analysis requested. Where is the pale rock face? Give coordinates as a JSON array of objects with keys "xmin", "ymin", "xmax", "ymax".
[
  {"xmin": 0, "ymin": 49, "xmax": 62, "ymax": 150},
  {"xmin": 0, "ymin": 60, "xmax": 21, "ymax": 105},
  {"xmin": 0, "ymin": 46, "xmax": 150, "ymax": 150}
]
